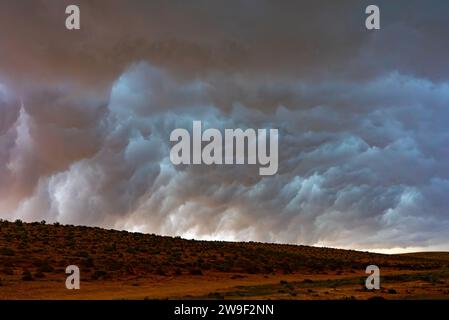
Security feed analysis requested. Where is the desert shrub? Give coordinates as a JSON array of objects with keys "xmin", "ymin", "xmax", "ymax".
[
  {"xmin": 65, "ymin": 241, "xmax": 76, "ymax": 248},
  {"xmin": 14, "ymin": 219, "xmax": 23, "ymax": 227},
  {"xmin": 64, "ymin": 232, "xmax": 75, "ymax": 241},
  {"xmin": 34, "ymin": 271, "xmax": 45, "ymax": 278},
  {"xmin": 245, "ymin": 264, "xmax": 261, "ymax": 274},
  {"xmin": 263, "ymin": 266, "xmax": 274, "ymax": 273},
  {"xmin": 153, "ymin": 267, "xmax": 165, "ymax": 276},
  {"xmin": 189, "ymin": 268, "xmax": 203, "ymax": 276},
  {"xmin": 104, "ymin": 243, "xmax": 117, "ymax": 252},
  {"xmin": 207, "ymin": 292, "xmax": 225, "ymax": 299},
  {"xmin": 91, "ymin": 270, "xmax": 108, "ymax": 280},
  {"xmin": 37, "ymin": 262, "xmax": 54, "ymax": 273},
  {"xmin": 76, "ymin": 251, "xmax": 89, "ymax": 258},
  {"xmin": 0, "ymin": 247, "xmax": 15, "ymax": 256},
  {"xmin": 1, "ymin": 267, "xmax": 14, "ymax": 275},
  {"xmin": 196, "ymin": 257, "xmax": 204, "ymax": 264},
  {"xmin": 217, "ymin": 263, "xmax": 231, "ymax": 272},
  {"xmin": 303, "ymin": 279, "xmax": 314, "ymax": 284},
  {"xmin": 84, "ymin": 257, "xmax": 94, "ymax": 268},
  {"xmin": 21, "ymin": 270, "xmax": 33, "ymax": 281},
  {"xmin": 126, "ymin": 247, "xmax": 137, "ymax": 254},
  {"xmin": 18, "ymin": 241, "xmax": 28, "ymax": 250},
  {"xmin": 106, "ymin": 259, "xmax": 122, "ymax": 271},
  {"xmin": 282, "ymin": 266, "xmax": 292, "ymax": 275},
  {"xmin": 3, "ymin": 234, "xmax": 12, "ymax": 242},
  {"xmin": 387, "ymin": 289, "xmax": 397, "ymax": 294},
  {"xmin": 201, "ymin": 263, "xmax": 211, "ymax": 270},
  {"xmin": 125, "ymin": 265, "xmax": 135, "ymax": 275}
]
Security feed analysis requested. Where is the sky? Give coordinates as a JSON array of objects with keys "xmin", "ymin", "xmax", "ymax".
[{"xmin": 0, "ymin": 0, "xmax": 449, "ymax": 253}]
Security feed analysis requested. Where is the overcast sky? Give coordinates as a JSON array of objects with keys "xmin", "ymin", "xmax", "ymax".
[{"xmin": 1, "ymin": 0, "xmax": 448, "ymax": 253}]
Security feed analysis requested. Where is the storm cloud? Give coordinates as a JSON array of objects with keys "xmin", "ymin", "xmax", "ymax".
[{"xmin": 1, "ymin": 0, "xmax": 449, "ymax": 252}]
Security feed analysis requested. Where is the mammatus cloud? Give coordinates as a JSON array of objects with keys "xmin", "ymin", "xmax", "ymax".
[{"xmin": 1, "ymin": 1, "xmax": 449, "ymax": 252}]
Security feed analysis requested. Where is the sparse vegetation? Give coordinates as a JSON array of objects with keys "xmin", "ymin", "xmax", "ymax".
[
  {"xmin": 189, "ymin": 268, "xmax": 203, "ymax": 276},
  {"xmin": 21, "ymin": 270, "xmax": 33, "ymax": 281},
  {"xmin": 0, "ymin": 220, "xmax": 447, "ymax": 299},
  {"xmin": 0, "ymin": 247, "xmax": 15, "ymax": 256}
]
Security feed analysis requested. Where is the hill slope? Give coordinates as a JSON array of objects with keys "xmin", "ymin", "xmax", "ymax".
[{"xmin": 0, "ymin": 220, "xmax": 448, "ymax": 299}]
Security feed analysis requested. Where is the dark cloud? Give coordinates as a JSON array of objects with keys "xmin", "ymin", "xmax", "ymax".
[{"xmin": 1, "ymin": 1, "xmax": 448, "ymax": 252}]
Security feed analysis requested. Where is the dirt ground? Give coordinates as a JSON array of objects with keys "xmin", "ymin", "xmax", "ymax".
[{"xmin": 1, "ymin": 269, "xmax": 448, "ymax": 300}]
